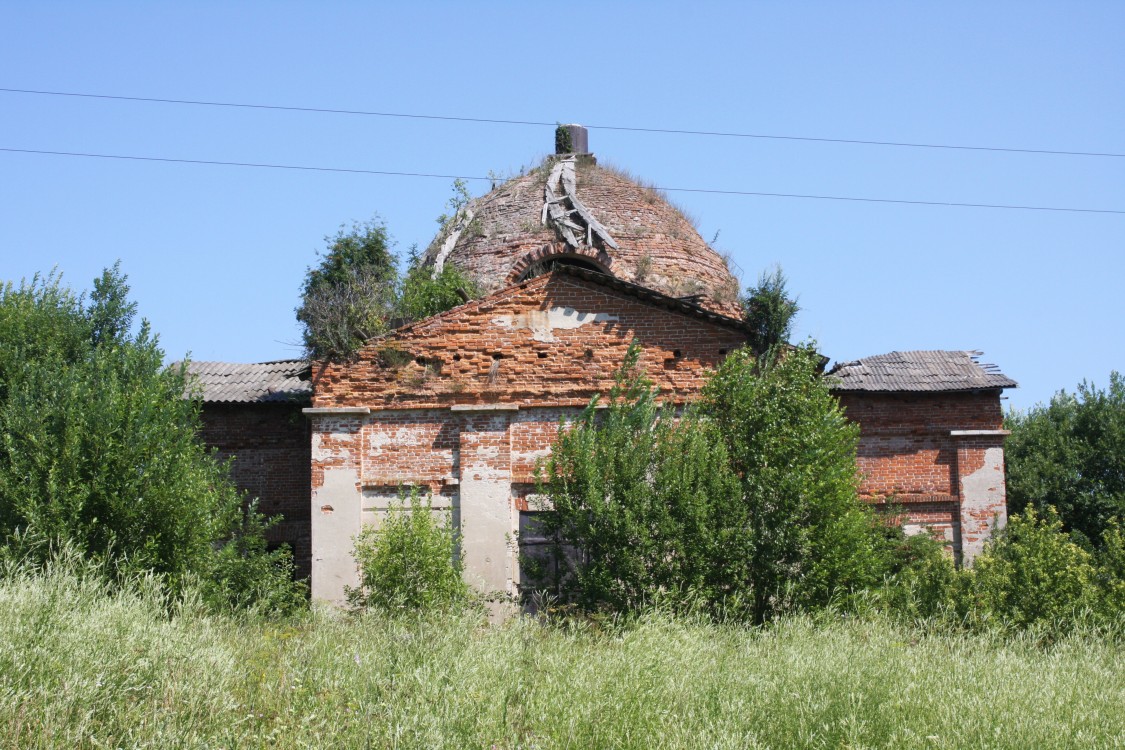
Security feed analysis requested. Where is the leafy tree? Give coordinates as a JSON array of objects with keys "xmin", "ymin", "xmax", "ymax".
[
  {"xmin": 297, "ymin": 218, "xmax": 478, "ymax": 361},
  {"xmin": 0, "ymin": 266, "xmax": 304, "ymax": 613},
  {"xmin": 538, "ymin": 345, "xmax": 741, "ymax": 616},
  {"xmin": 1005, "ymin": 372, "xmax": 1125, "ymax": 548},
  {"xmin": 296, "ymin": 218, "xmax": 398, "ymax": 361},
  {"xmin": 346, "ymin": 487, "xmax": 469, "ymax": 613},
  {"xmin": 702, "ymin": 346, "xmax": 882, "ymax": 621},
  {"xmin": 540, "ymin": 343, "xmax": 884, "ymax": 623},
  {"xmin": 742, "ymin": 265, "xmax": 799, "ymax": 355}
]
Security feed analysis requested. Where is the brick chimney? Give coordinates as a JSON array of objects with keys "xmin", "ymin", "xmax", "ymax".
[{"xmin": 555, "ymin": 124, "xmax": 589, "ymax": 155}]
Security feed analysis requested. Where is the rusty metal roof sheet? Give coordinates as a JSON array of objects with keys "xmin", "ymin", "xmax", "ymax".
[
  {"xmin": 828, "ymin": 350, "xmax": 1017, "ymax": 393},
  {"xmin": 180, "ymin": 359, "xmax": 311, "ymax": 404}
]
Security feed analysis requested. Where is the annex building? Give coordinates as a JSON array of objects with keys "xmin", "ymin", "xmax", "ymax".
[{"xmin": 187, "ymin": 128, "xmax": 1016, "ymax": 606}]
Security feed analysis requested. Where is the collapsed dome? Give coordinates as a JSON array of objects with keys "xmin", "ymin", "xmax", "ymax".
[{"xmin": 421, "ymin": 140, "xmax": 742, "ymax": 317}]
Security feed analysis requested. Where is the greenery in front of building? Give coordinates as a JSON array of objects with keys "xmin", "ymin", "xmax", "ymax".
[
  {"xmin": 346, "ymin": 487, "xmax": 471, "ymax": 614},
  {"xmin": 0, "ymin": 266, "xmax": 304, "ymax": 615}
]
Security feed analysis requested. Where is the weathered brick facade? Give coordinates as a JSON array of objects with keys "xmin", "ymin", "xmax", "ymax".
[
  {"xmin": 304, "ymin": 269, "xmax": 1013, "ymax": 604},
  {"xmin": 835, "ymin": 392, "xmax": 1009, "ymax": 560},
  {"xmin": 191, "ymin": 134, "xmax": 1014, "ymax": 603},
  {"xmin": 306, "ymin": 269, "xmax": 752, "ymax": 606}
]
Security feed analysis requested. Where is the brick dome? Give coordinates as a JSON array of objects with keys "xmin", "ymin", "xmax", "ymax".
[{"xmin": 421, "ymin": 154, "xmax": 742, "ymax": 317}]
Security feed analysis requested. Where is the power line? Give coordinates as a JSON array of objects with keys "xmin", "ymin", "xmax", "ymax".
[
  {"xmin": 3, "ymin": 146, "xmax": 1122, "ymax": 215},
  {"xmin": 3, "ymin": 86, "xmax": 1123, "ymax": 159}
]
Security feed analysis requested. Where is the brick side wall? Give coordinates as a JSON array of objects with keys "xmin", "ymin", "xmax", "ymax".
[
  {"xmin": 836, "ymin": 391, "xmax": 1003, "ymax": 497},
  {"xmin": 835, "ymin": 391, "xmax": 1007, "ymax": 555},
  {"xmin": 199, "ymin": 403, "xmax": 312, "ymax": 579}
]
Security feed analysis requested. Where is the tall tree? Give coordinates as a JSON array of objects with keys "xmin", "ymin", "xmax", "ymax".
[
  {"xmin": 296, "ymin": 218, "xmax": 398, "ymax": 361},
  {"xmin": 1005, "ymin": 372, "xmax": 1125, "ymax": 548},
  {"xmin": 702, "ymin": 346, "xmax": 880, "ymax": 620},
  {"xmin": 743, "ymin": 265, "xmax": 800, "ymax": 355},
  {"xmin": 296, "ymin": 216, "xmax": 478, "ymax": 361}
]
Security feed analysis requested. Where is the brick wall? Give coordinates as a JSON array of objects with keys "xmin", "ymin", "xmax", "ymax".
[
  {"xmin": 199, "ymin": 403, "xmax": 312, "ymax": 579},
  {"xmin": 835, "ymin": 390, "xmax": 1007, "ymax": 556}
]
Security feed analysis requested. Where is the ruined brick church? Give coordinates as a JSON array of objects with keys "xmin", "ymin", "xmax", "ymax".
[{"xmin": 188, "ymin": 127, "xmax": 1016, "ymax": 606}]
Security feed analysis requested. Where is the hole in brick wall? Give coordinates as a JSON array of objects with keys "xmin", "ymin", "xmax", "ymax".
[
  {"xmin": 537, "ymin": 352, "xmax": 548, "ymax": 359},
  {"xmin": 415, "ymin": 357, "xmax": 426, "ymax": 366},
  {"xmin": 492, "ymin": 352, "xmax": 503, "ymax": 360},
  {"xmin": 718, "ymin": 348, "xmax": 727, "ymax": 356},
  {"xmin": 584, "ymin": 349, "xmax": 594, "ymax": 359},
  {"xmin": 453, "ymin": 354, "xmax": 462, "ymax": 362},
  {"xmin": 664, "ymin": 358, "xmax": 677, "ymax": 370},
  {"xmin": 672, "ymin": 349, "xmax": 682, "ymax": 358}
]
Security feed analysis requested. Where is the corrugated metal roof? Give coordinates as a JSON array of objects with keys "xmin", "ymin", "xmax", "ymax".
[
  {"xmin": 828, "ymin": 350, "xmax": 1017, "ymax": 393},
  {"xmin": 180, "ymin": 359, "xmax": 311, "ymax": 404}
]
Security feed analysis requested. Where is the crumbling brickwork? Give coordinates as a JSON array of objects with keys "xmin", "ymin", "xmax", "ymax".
[
  {"xmin": 312, "ymin": 271, "xmax": 749, "ymax": 411},
  {"xmin": 422, "ymin": 158, "xmax": 742, "ymax": 316}
]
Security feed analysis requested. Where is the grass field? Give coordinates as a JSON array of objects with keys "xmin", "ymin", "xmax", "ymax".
[{"xmin": 2, "ymin": 565, "xmax": 1123, "ymax": 749}]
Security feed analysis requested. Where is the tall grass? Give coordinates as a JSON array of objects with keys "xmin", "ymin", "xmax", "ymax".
[{"xmin": 2, "ymin": 563, "xmax": 1122, "ymax": 748}]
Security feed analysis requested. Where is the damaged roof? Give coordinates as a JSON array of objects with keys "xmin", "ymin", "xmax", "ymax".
[
  {"xmin": 180, "ymin": 359, "xmax": 311, "ymax": 404},
  {"xmin": 829, "ymin": 350, "xmax": 1016, "ymax": 393}
]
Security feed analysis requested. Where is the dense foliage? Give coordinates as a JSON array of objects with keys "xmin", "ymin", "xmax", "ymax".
[
  {"xmin": 398, "ymin": 252, "xmax": 478, "ymax": 323},
  {"xmin": 541, "ymin": 344, "xmax": 886, "ymax": 622},
  {"xmin": 742, "ymin": 265, "xmax": 800, "ymax": 354},
  {"xmin": 537, "ymin": 346, "xmax": 742, "ymax": 615},
  {"xmin": 347, "ymin": 488, "xmax": 469, "ymax": 613},
  {"xmin": 296, "ymin": 219, "xmax": 478, "ymax": 361},
  {"xmin": 702, "ymin": 346, "xmax": 883, "ymax": 619},
  {"xmin": 0, "ymin": 267, "xmax": 304, "ymax": 613},
  {"xmin": 296, "ymin": 219, "xmax": 398, "ymax": 361},
  {"xmin": 1005, "ymin": 372, "xmax": 1125, "ymax": 548}
]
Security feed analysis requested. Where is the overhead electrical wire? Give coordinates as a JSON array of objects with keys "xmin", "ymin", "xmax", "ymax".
[
  {"xmin": 2, "ymin": 146, "xmax": 1122, "ymax": 215},
  {"xmin": 2, "ymin": 87, "xmax": 1123, "ymax": 159}
]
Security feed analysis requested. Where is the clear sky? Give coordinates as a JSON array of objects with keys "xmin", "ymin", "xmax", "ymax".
[{"xmin": 2, "ymin": 1, "xmax": 1122, "ymax": 412}]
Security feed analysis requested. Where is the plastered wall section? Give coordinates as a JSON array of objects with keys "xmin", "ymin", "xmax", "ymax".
[{"xmin": 308, "ymin": 410, "xmax": 366, "ymax": 602}]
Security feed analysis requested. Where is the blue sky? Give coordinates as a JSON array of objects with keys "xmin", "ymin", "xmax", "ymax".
[{"xmin": 2, "ymin": 1, "xmax": 1122, "ymax": 412}]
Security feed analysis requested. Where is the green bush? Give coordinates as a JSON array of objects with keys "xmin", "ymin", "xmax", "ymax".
[
  {"xmin": 702, "ymin": 345, "xmax": 885, "ymax": 621},
  {"xmin": 539, "ymin": 345, "xmax": 741, "ymax": 616},
  {"xmin": 541, "ymin": 343, "xmax": 887, "ymax": 623},
  {"xmin": 0, "ymin": 267, "xmax": 304, "ymax": 614},
  {"xmin": 398, "ymin": 255, "xmax": 477, "ymax": 323},
  {"xmin": 1095, "ymin": 517, "xmax": 1125, "ymax": 619},
  {"xmin": 968, "ymin": 506, "xmax": 1099, "ymax": 630},
  {"xmin": 346, "ymin": 488, "xmax": 469, "ymax": 613},
  {"xmin": 875, "ymin": 530, "xmax": 963, "ymax": 622}
]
